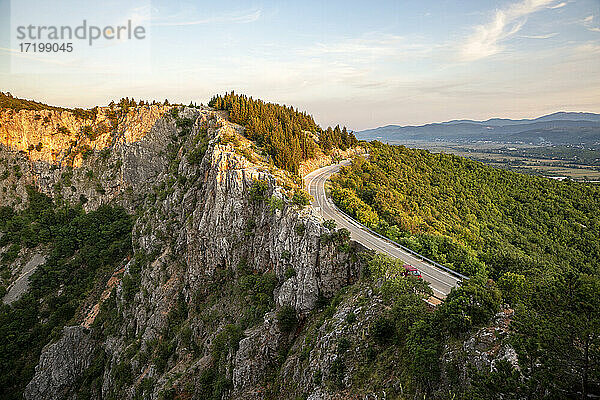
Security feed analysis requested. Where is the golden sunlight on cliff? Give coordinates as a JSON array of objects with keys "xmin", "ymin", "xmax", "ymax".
[{"xmin": 0, "ymin": 105, "xmax": 169, "ymax": 167}]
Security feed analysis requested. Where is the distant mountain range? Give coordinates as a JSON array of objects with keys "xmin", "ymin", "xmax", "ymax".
[{"xmin": 357, "ymin": 112, "xmax": 600, "ymax": 145}]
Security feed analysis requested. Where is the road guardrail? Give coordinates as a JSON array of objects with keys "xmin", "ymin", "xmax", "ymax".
[{"xmin": 326, "ymin": 186, "xmax": 469, "ymax": 281}]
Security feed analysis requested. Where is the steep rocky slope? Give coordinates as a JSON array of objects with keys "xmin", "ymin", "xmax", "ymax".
[
  {"xmin": 0, "ymin": 104, "xmax": 170, "ymax": 211},
  {"xmin": 7, "ymin": 105, "xmax": 360, "ymax": 399},
  {"xmin": 1, "ymin": 102, "xmax": 520, "ymax": 400}
]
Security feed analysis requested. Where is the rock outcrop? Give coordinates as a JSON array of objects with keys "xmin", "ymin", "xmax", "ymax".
[
  {"xmin": 17, "ymin": 105, "xmax": 362, "ymax": 399},
  {"xmin": 0, "ymin": 105, "xmax": 175, "ymax": 211},
  {"xmin": 2, "ymin": 252, "xmax": 46, "ymax": 304},
  {"xmin": 438, "ymin": 308, "xmax": 518, "ymax": 391},
  {"xmin": 24, "ymin": 326, "xmax": 95, "ymax": 400},
  {"xmin": 0, "ymin": 105, "xmax": 168, "ymax": 166}
]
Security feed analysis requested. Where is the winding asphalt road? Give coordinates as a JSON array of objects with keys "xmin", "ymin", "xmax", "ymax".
[{"xmin": 305, "ymin": 160, "xmax": 461, "ymax": 299}]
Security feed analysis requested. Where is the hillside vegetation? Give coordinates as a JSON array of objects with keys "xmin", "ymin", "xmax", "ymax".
[
  {"xmin": 331, "ymin": 141, "xmax": 600, "ymax": 397},
  {"xmin": 0, "ymin": 92, "xmax": 65, "ymax": 112},
  {"xmin": 0, "ymin": 189, "xmax": 132, "ymax": 399},
  {"xmin": 332, "ymin": 142, "xmax": 600, "ymax": 277},
  {"xmin": 209, "ymin": 92, "xmax": 358, "ymax": 174}
]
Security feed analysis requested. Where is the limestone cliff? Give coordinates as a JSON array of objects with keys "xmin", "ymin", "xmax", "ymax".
[
  {"xmin": 0, "ymin": 105, "xmax": 168, "ymax": 166},
  {"xmin": 0, "ymin": 104, "xmax": 173, "ymax": 211},
  {"xmin": 19, "ymin": 105, "xmax": 362, "ymax": 399},
  {"xmin": 3, "ymin": 103, "xmax": 516, "ymax": 400}
]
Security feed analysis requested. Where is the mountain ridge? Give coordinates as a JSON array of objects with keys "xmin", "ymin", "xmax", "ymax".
[
  {"xmin": 357, "ymin": 111, "xmax": 600, "ymax": 145},
  {"xmin": 361, "ymin": 111, "xmax": 600, "ymax": 132},
  {"xmin": 1, "ymin": 94, "xmax": 598, "ymax": 399}
]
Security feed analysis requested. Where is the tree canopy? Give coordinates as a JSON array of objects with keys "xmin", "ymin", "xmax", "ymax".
[
  {"xmin": 209, "ymin": 92, "xmax": 358, "ymax": 174},
  {"xmin": 0, "ymin": 92, "xmax": 64, "ymax": 112},
  {"xmin": 331, "ymin": 142, "xmax": 600, "ymax": 397}
]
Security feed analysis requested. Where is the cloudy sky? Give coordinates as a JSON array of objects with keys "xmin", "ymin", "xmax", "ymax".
[{"xmin": 0, "ymin": 0, "xmax": 599, "ymax": 130}]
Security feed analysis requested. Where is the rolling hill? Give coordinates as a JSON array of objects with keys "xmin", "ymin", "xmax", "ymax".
[{"xmin": 358, "ymin": 112, "xmax": 600, "ymax": 145}]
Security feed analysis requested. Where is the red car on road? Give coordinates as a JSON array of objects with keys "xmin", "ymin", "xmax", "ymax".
[{"xmin": 403, "ymin": 264, "xmax": 422, "ymax": 279}]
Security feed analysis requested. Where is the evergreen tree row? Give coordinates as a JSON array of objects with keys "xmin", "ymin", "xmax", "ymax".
[{"xmin": 209, "ymin": 92, "xmax": 358, "ymax": 174}]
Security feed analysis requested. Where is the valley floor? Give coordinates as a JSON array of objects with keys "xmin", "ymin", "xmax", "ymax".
[{"xmin": 387, "ymin": 140, "xmax": 600, "ymax": 182}]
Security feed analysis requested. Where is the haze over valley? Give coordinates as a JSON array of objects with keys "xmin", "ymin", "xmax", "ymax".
[{"xmin": 358, "ymin": 112, "xmax": 600, "ymax": 181}]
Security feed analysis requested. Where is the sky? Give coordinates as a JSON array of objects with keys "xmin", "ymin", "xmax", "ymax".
[{"xmin": 0, "ymin": 0, "xmax": 599, "ymax": 130}]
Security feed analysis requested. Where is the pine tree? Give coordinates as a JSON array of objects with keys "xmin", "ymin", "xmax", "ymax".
[{"xmin": 208, "ymin": 92, "xmax": 358, "ymax": 174}]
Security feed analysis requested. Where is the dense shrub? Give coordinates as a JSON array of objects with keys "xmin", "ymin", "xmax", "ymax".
[
  {"xmin": 292, "ymin": 189, "xmax": 311, "ymax": 206},
  {"xmin": 277, "ymin": 305, "xmax": 298, "ymax": 333},
  {"xmin": 438, "ymin": 277, "xmax": 501, "ymax": 334},
  {"xmin": 294, "ymin": 223, "xmax": 306, "ymax": 236},
  {"xmin": 248, "ymin": 179, "xmax": 269, "ymax": 202},
  {"xmin": 237, "ymin": 271, "xmax": 278, "ymax": 328},
  {"xmin": 370, "ymin": 316, "xmax": 395, "ymax": 344}
]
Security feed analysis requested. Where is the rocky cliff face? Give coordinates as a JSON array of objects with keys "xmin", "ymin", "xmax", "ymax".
[
  {"xmin": 0, "ymin": 105, "xmax": 179, "ymax": 297},
  {"xmin": 0, "ymin": 104, "xmax": 170, "ymax": 211},
  {"xmin": 24, "ymin": 326, "xmax": 96, "ymax": 400},
  {"xmin": 18, "ymin": 105, "xmax": 363, "ymax": 399},
  {"xmin": 0, "ymin": 105, "xmax": 167, "ymax": 165},
  {"xmin": 6, "ymin": 104, "xmax": 515, "ymax": 400}
]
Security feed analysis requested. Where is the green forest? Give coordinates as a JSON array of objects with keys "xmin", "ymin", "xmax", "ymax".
[
  {"xmin": 331, "ymin": 141, "xmax": 600, "ymax": 397},
  {"xmin": 209, "ymin": 92, "xmax": 358, "ymax": 174},
  {"xmin": 0, "ymin": 188, "xmax": 132, "ymax": 399}
]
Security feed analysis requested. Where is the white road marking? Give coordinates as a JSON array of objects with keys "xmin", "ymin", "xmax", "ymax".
[{"xmin": 305, "ymin": 161, "xmax": 461, "ymax": 298}]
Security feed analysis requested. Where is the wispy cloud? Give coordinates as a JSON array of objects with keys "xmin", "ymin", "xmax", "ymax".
[
  {"xmin": 572, "ymin": 42, "xmax": 600, "ymax": 55},
  {"xmin": 520, "ymin": 32, "xmax": 558, "ymax": 39},
  {"xmin": 300, "ymin": 33, "xmax": 434, "ymax": 62},
  {"xmin": 460, "ymin": 0, "xmax": 564, "ymax": 62},
  {"xmin": 548, "ymin": 2, "xmax": 567, "ymax": 9},
  {"xmin": 582, "ymin": 15, "xmax": 600, "ymax": 32},
  {"xmin": 153, "ymin": 9, "xmax": 261, "ymax": 27}
]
